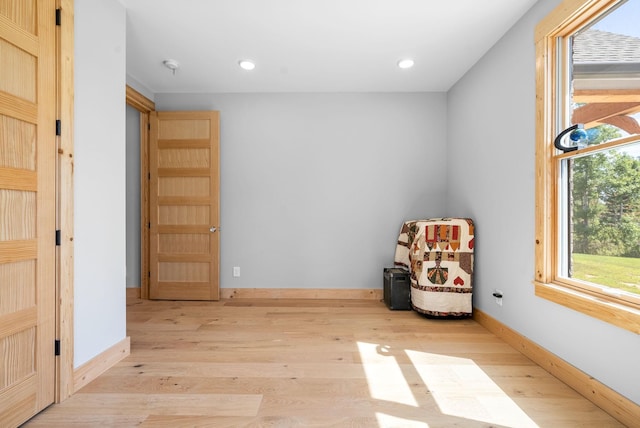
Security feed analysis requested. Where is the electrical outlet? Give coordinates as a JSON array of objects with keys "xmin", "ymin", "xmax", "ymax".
[
  {"xmin": 233, "ymin": 266, "xmax": 241, "ymax": 277},
  {"xmin": 493, "ymin": 289, "xmax": 503, "ymax": 306}
]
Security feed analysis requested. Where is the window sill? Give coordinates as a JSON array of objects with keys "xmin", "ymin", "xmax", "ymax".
[{"xmin": 534, "ymin": 281, "xmax": 640, "ymax": 335}]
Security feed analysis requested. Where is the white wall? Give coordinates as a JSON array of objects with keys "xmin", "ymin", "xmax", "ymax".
[
  {"xmin": 446, "ymin": 0, "xmax": 640, "ymax": 405},
  {"xmin": 156, "ymin": 92, "xmax": 447, "ymax": 290},
  {"xmin": 74, "ymin": 0, "xmax": 127, "ymax": 367},
  {"xmin": 126, "ymin": 105, "xmax": 141, "ymax": 287}
]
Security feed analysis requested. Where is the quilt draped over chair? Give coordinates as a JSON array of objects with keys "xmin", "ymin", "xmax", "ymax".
[{"xmin": 395, "ymin": 218, "xmax": 475, "ymax": 316}]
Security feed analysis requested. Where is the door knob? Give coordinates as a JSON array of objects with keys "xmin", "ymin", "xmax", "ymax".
[{"xmin": 210, "ymin": 227, "xmax": 217, "ymax": 233}]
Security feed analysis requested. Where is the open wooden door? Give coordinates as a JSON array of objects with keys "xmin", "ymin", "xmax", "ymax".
[
  {"xmin": 0, "ymin": 0, "xmax": 57, "ymax": 425},
  {"xmin": 149, "ymin": 111, "xmax": 220, "ymax": 300}
]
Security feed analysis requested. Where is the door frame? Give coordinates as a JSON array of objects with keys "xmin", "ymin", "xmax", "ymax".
[
  {"xmin": 55, "ymin": 0, "xmax": 75, "ymax": 403},
  {"xmin": 125, "ymin": 85, "xmax": 155, "ymax": 299}
]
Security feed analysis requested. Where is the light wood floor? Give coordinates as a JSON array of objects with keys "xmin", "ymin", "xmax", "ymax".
[{"xmin": 26, "ymin": 298, "xmax": 625, "ymax": 427}]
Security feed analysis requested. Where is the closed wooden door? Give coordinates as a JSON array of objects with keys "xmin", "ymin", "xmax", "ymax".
[
  {"xmin": 149, "ymin": 111, "xmax": 220, "ymax": 300},
  {"xmin": 0, "ymin": 0, "xmax": 57, "ymax": 426}
]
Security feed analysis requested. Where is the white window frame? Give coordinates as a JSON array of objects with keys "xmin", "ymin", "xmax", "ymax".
[{"xmin": 534, "ymin": 0, "xmax": 640, "ymax": 334}]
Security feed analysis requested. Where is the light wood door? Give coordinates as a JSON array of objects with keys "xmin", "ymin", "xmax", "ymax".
[
  {"xmin": 0, "ymin": 0, "xmax": 57, "ymax": 426},
  {"xmin": 149, "ymin": 111, "xmax": 220, "ymax": 300}
]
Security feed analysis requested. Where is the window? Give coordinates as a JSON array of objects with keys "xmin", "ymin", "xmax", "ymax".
[{"xmin": 535, "ymin": 0, "xmax": 640, "ymax": 333}]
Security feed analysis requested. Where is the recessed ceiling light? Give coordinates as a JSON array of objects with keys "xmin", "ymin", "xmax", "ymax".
[
  {"xmin": 238, "ymin": 60, "xmax": 256, "ymax": 71},
  {"xmin": 397, "ymin": 59, "xmax": 415, "ymax": 69}
]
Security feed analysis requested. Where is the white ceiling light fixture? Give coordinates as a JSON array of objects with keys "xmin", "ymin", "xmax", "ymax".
[
  {"xmin": 162, "ymin": 59, "xmax": 180, "ymax": 75},
  {"xmin": 238, "ymin": 59, "xmax": 256, "ymax": 71},
  {"xmin": 397, "ymin": 58, "xmax": 415, "ymax": 69}
]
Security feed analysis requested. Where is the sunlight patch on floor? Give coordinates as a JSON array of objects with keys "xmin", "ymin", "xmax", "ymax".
[
  {"xmin": 357, "ymin": 341, "xmax": 540, "ymax": 427},
  {"xmin": 405, "ymin": 349, "xmax": 539, "ymax": 427},
  {"xmin": 357, "ymin": 342, "xmax": 419, "ymax": 407},
  {"xmin": 375, "ymin": 412, "xmax": 430, "ymax": 428}
]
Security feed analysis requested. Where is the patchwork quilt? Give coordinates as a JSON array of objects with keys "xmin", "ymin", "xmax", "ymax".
[{"xmin": 394, "ymin": 218, "xmax": 475, "ymax": 317}]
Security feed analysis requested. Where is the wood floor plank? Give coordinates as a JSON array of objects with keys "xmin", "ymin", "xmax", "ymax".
[
  {"xmin": 139, "ymin": 415, "xmax": 257, "ymax": 428},
  {"xmin": 25, "ymin": 298, "xmax": 626, "ymax": 427},
  {"xmin": 23, "ymin": 415, "xmax": 147, "ymax": 427},
  {"xmin": 31, "ymin": 393, "xmax": 262, "ymax": 417}
]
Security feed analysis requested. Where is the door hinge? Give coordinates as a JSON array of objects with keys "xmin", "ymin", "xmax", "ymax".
[
  {"xmin": 55, "ymin": 339, "xmax": 61, "ymax": 356},
  {"xmin": 55, "ymin": 230, "xmax": 61, "ymax": 246},
  {"xmin": 148, "ymin": 222, "xmax": 151, "ymax": 229},
  {"xmin": 55, "ymin": 119, "xmax": 61, "ymax": 136},
  {"xmin": 147, "ymin": 122, "xmax": 151, "ymax": 131},
  {"xmin": 55, "ymin": 8, "xmax": 61, "ymax": 26},
  {"xmin": 148, "ymin": 172, "xmax": 151, "ymax": 180},
  {"xmin": 148, "ymin": 271, "xmax": 151, "ymax": 278}
]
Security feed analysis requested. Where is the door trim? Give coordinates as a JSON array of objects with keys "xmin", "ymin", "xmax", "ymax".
[
  {"xmin": 56, "ymin": 0, "xmax": 75, "ymax": 403},
  {"xmin": 125, "ymin": 85, "xmax": 155, "ymax": 300}
]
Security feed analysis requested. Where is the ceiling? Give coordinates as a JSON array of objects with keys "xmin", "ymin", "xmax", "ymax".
[{"xmin": 121, "ymin": 0, "xmax": 538, "ymax": 94}]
